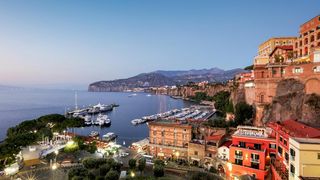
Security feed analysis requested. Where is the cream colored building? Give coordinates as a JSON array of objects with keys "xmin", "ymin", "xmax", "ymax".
[
  {"xmin": 254, "ymin": 37, "xmax": 296, "ymax": 65},
  {"xmin": 289, "ymin": 137, "xmax": 320, "ymax": 180}
]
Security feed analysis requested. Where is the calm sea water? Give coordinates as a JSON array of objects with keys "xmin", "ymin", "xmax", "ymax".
[{"xmin": 0, "ymin": 88, "xmax": 192, "ymax": 145}]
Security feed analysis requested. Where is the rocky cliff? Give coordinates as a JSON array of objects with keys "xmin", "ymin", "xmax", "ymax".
[{"xmin": 262, "ymin": 78, "xmax": 320, "ymax": 127}]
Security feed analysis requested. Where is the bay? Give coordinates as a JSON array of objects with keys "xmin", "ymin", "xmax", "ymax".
[{"xmin": 0, "ymin": 88, "xmax": 192, "ymax": 145}]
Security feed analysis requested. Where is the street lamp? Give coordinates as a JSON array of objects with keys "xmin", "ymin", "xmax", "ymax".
[{"xmin": 51, "ymin": 163, "xmax": 57, "ymax": 170}]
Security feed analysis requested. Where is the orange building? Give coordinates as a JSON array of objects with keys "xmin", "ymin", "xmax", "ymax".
[
  {"xmin": 253, "ymin": 15, "xmax": 320, "ymax": 125},
  {"xmin": 148, "ymin": 120, "xmax": 192, "ymax": 160},
  {"xmin": 267, "ymin": 120, "xmax": 320, "ymax": 180},
  {"xmin": 226, "ymin": 126, "xmax": 276, "ymax": 180}
]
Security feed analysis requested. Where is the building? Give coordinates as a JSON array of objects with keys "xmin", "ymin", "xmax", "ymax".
[
  {"xmin": 268, "ymin": 120, "xmax": 320, "ymax": 180},
  {"xmin": 288, "ymin": 137, "xmax": 320, "ymax": 180},
  {"xmin": 253, "ymin": 15, "xmax": 320, "ymax": 125},
  {"xmin": 255, "ymin": 37, "xmax": 296, "ymax": 65},
  {"xmin": 218, "ymin": 140, "xmax": 232, "ymax": 161},
  {"xmin": 294, "ymin": 15, "xmax": 320, "ymax": 58},
  {"xmin": 226, "ymin": 126, "xmax": 276, "ymax": 180},
  {"xmin": 148, "ymin": 120, "xmax": 192, "ymax": 160},
  {"xmin": 188, "ymin": 127, "xmax": 227, "ymax": 168}
]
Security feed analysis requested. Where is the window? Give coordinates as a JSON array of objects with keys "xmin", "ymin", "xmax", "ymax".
[
  {"xmin": 293, "ymin": 67, "xmax": 303, "ymax": 74},
  {"xmin": 251, "ymin": 154, "xmax": 260, "ymax": 161},
  {"xmin": 290, "ymin": 164, "xmax": 295, "ymax": 174},
  {"xmin": 290, "ymin": 148, "xmax": 295, "ymax": 160},
  {"xmin": 280, "ymin": 136, "xmax": 283, "ymax": 142},
  {"xmin": 239, "ymin": 142, "xmax": 246, "ymax": 148},
  {"xmin": 313, "ymin": 66, "xmax": 320, "ymax": 73},
  {"xmin": 254, "ymin": 144, "xmax": 261, "ymax": 150},
  {"xmin": 318, "ymin": 153, "xmax": 320, "ymax": 159},
  {"xmin": 285, "ymin": 152, "xmax": 289, "ymax": 162},
  {"xmin": 269, "ymin": 144, "xmax": 276, "ymax": 149},
  {"xmin": 161, "ymin": 131, "xmax": 165, "ymax": 136},
  {"xmin": 278, "ymin": 146, "xmax": 283, "ymax": 155},
  {"xmin": 235, "ymin": 159, "xmax": 243, "ymax": 165},
  {"xmin": 311, "ymin": 35, "xmax": 315, "ymax": 42},
  {"xmin": 153, "ymin": 138, "xmax": 156, "ymax": 144},
  {"xmin": 153, "ymin": 131, "xmax": 157, "ymax": 136},
  {"xmin": 284, "ymin": 140, "xmax": 287, "ymax": 146},
  {"xmin": 194, "ymin": 151, "xmax": 198, "ymax": 156}
]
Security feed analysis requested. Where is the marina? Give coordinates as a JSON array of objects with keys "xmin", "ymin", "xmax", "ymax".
[{"xmin": 131, "ymin": 105, "xmax": 215, "ymax": 125}]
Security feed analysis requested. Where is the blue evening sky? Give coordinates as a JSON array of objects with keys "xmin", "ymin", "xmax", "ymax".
[{"xmin": 0, "ymin": 0, "xmax": 319, "ymax": 89}]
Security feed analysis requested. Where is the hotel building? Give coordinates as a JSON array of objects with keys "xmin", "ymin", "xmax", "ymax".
[
  {"xmin": 253, "ymin": 15, "xmax": 320, "ymax": 125},
  {"xmin": 226, "ymin": 126, "xmax": 276, "ymax": 180},
  {"xmin": 288, "ymin": 137, "xmax": 320, "ymax": 180},
  {"xmin": 148, "ymin": 120, "xmax": 192, "ymax": 160}
]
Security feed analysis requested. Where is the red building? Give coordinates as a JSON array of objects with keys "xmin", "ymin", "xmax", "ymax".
[
  {"xmin": 267, "ymin": 119, "xmax": 320, "ymax": 180},
  {"xmin": 226, "ymin": 126, "xmax": 276, "ymax": 180}
]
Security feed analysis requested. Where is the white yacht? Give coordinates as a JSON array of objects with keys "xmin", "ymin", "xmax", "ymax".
[
  {"xmin": 96, "ymin": 114, "xmax": 111, "ymax": 126},
  {"xmin": 89, "ymin": 131, "xmax": 99, "ymax": 137},
  {"xmin": 102, "ymin": 132, "xmax": 117, "ymax": 142}
]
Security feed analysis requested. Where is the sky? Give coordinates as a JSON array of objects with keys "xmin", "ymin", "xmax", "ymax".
[{"xmin": 0, "ymin": 0, "xmax": 319, "ymax": 89}]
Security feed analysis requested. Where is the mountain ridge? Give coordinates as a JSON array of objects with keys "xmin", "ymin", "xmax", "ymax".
[{"xmin": 88, "ymin": 67, "xmax": 247, "ymax": 92}]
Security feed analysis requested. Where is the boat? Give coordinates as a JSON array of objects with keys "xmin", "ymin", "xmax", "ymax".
[
  {"xmin": 96, "ymin": 114, "xmax": 111, "ymax": 126},
  {"xmin": 131, "ymin": 119, "xmax": 144, "ymax": 125},
  {"xmin": 102, "ymin": 132, "xmax": 117, "ymax": 142},
  {"xmin": 146, "ymin": 94, "xmax": 152, "ymax": 97},
  {"xmin": 89, "ymin": 131, "xmax": 99, "ymax": 137},
  {"xmin": 84, "ymin": 115, "xmax": 92, "ymax": 125}
]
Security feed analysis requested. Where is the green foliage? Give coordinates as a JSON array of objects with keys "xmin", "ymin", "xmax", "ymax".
[
  {"xmin": 234, "ymin": 102, "xmax": 253, "ymax": 125},
  {"xmin": 209, "ymin": 166, "xmax": 218, "ymax": 173},
  {"xmin": 68, "ymin": 167, "xmax": 89, "ymax": 180},
  {"xmin": 138, "ymin": 158, "xmax": 146, "ymax": 173},
  {"xmin": 129, "ymin": 159, "xmax": 137, "ymax": 170},
  {"xmin": 244, "ymin": 65, "xmax": 254, "ymax": 70},
  {"xmin": 95, "ymin": 176, "xmax": 105, "ymax": 180},
  {"xmin": 225, "ymin": 100, "xmax": 234, "ymax": 113},
  {"xmin": 189, "ymin": 171, "xmax": 222, "ymax": 180},
  {"xmin": 212, "ymin": 91, "xmax": 231, "ymax": 115},
  {"xmin": 189, "ymin": 92, "xmax": 214, "ymax": 103},
  {"xmin": 154, "ymin": 159, "xmax": 165, "ymax": 166},
  {"xmin": 105, "ymin": 170, "xmax": 119, "ymax": 180},
  {"xmin": 153, "ymin": 164, "xmax": 164, "ymax": 177}
]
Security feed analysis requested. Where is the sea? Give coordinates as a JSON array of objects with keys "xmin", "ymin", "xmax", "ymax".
[{"xmin": 0, "ymin": 87, "xmax": 193, "ymax": 146}]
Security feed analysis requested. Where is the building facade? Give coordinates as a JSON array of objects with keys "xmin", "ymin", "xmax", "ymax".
[
  {"xmin": 226, "ymin": 126, "xmax": 276, "ymax": 180},
  {"xmin": 289, "ymin": 137, "xmax": 320, "ymax": 180},
  {"xmin": 148, "ymin": 121, "xmax": 192, "ymax": 160}
]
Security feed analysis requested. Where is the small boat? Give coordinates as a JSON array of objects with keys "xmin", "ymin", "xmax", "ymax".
[
  {"xmin": 131, "ymin": 119, "xmax": 143, "ymax": 125},
  {"xmin": 102, "ymin": 132, "xmax": 117, "ymax": 142},
  {"xmin": 89, "ymin": 131, "xmax": 99, "ymax": 137},
  {"xmin": 146, "ymin": 94, "xmax": 152, "ymax": 97},
  {"xmin": 96, "ymin": 114, "xmax": 111, "ymax": 126}
]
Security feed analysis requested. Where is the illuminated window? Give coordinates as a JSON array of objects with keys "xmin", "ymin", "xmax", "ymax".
[{"xmin": 293, "ymin": 67, "xmax": 303, "ymax": 74}]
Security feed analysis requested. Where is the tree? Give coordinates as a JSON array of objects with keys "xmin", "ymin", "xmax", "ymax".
[
  {"xmin": 105, "ymin": 170, "xmax": 119, "ymax": 180},
  {"xmin": 153, "ymin": 165, "xmax": 164, "ymax": 177},
  {"xmin": 154, "ymin": 159, "xmax": 165, "ymax": 166},
  {"xmin": 244, "ymin": 65, "xmax": 254, "ymax": 70},
  {"xmin": 213, "ymin": 91, "xmax": 231, "ymax": 115},
  {"xmin": 138, "ymin": 158, "xmax": 146, "ymax": 174},
  {"xmin": 83, "ymin": 158, "xmax": 98, "ymax": 169},
  {"xmin": 225, "ymin": 100, "xmax": 234, "ymax": 113},
  {"xmin": 128, "ymin": 159, "xmax": 136, "ymax": 170},
  {"xmin": 234, "ymin": 102, "xmax": 253, "ymax": 125},
  {"xmin": 68, "ymin": 167, "xmax": 89, "ymax": 180}
]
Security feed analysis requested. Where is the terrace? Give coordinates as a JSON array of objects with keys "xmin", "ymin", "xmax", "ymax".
[{"xmin": 271, "ymin": 158, "xmax": 289, "ymax": 180}]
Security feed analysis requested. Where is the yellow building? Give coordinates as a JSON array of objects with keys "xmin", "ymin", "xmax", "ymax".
[
  {"xmin": 255, "ymin": 37, "xmax": 296, "ymax": 65},
  {"xmin": 289, "ymin": 137, "xmax": 320, "ymax": 180}
]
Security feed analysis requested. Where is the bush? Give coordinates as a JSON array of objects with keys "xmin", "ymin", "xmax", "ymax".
[
  {"xmin": 105, "ymin": 170, "xmax": 119, "ymax": 180},
  {"xmin": 129, "ymin": 159, "xmax": 136, "ymax": 170},
  {"xmin": 153, "ymin": 165, "xmax": 164, "ymax": 177},
  {"xmin": 234, "ymin": 102, "xmax": 253, "ymax": 125},
  {"xmin": 68, "ymin": 167, "xmax": 89, "ymax": 180},
  {"xmin": 138, "ymin": 158, "xmax": 146, "ymax": 174}
]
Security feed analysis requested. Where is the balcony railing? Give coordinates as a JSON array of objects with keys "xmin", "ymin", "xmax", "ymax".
[
  {"xmin": 235, "ymin": 155, "xmax": 243, "ymax": 160},
  {"xmin": 251, "ymin": 158, "xmax": 260, "ymax": 163}
]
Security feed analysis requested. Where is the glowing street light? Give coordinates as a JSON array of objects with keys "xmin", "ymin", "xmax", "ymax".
[
  {"xmin": 54, "ymin": 150, "xmax": 59, "ymax": 155},
  {"xmin": 130, "ymin": 171, "xmax": 135, "ymax": 177},
  {"xmin": 51, "ymin": 163, "xmax": 57, "ymax": 170}
]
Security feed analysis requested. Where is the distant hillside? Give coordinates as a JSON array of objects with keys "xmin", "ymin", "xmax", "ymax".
[{"xmin": 88, "ymin": 67, "xmax": 246, "ymax": 92}]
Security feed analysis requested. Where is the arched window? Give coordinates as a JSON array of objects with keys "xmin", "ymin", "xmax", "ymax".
[
  {"xmin": 299, "ymin": 40, "xmax": 302, "ymax": 46},
  {"xmin": 304, "ymin": 38, "xmax": 308, "ymax": 45},
  {"xmin": 305, "ymin": 47, "xmax": 308, "ymax": 55},
  {"xmin": 311, "ymin": 35, "xmax": 315, "ymax": 42}
]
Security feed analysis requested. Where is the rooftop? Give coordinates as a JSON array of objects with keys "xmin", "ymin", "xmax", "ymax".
[
  {"xmin": 219, "ymin": 140, "xmax": 232, "ymax": 148},
  {"xmin": 291, "ymin": 137, "xmax": 320, "ymax": 144},
  {"xmin": 268, "ymin": 119, "xmax": 320, "ymax": 138},
  {"xmin": 148, "ymin": 120, "xmax": 192, "ymax": 128}
]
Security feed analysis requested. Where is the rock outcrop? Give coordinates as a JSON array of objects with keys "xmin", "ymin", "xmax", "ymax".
[{"xmin": 262, "ymin": 78, "xmax": 320, "ymax": 127}]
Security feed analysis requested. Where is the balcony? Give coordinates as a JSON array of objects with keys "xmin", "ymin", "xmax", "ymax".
[
  {"xmin": 251, "ymin": 158, "xmax": 260, "ymax": 163},
  {"xmin": 271, "ymin": 158, "xmax": 288, "ymax": 180},
  {"xmin": 235, "ymin": 155, "xmax": 243, "ymax": 160}
]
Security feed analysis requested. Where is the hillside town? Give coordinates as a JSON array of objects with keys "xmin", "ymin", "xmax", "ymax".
[{"xmin": 1, "ymin": 10, "xmax": 320, "ymax": 180}]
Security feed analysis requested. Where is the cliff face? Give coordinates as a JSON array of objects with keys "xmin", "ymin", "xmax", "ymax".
[
  {"xmin": 262, "ymin": 78, "xmax": 320, "ymax": 127},
  {"xmin": 152, "ymin": 84, "xmax": 230, "ymax": 98}
]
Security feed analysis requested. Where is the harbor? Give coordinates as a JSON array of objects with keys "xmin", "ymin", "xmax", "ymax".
[{"xmin": 131, "ymin": 105, "xmax": 216, "ymax": 125}]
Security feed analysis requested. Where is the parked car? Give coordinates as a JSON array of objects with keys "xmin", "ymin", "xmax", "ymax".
[{"xmin": 119, "ymin": 152, "xmax": 129, "ymax": 157}]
